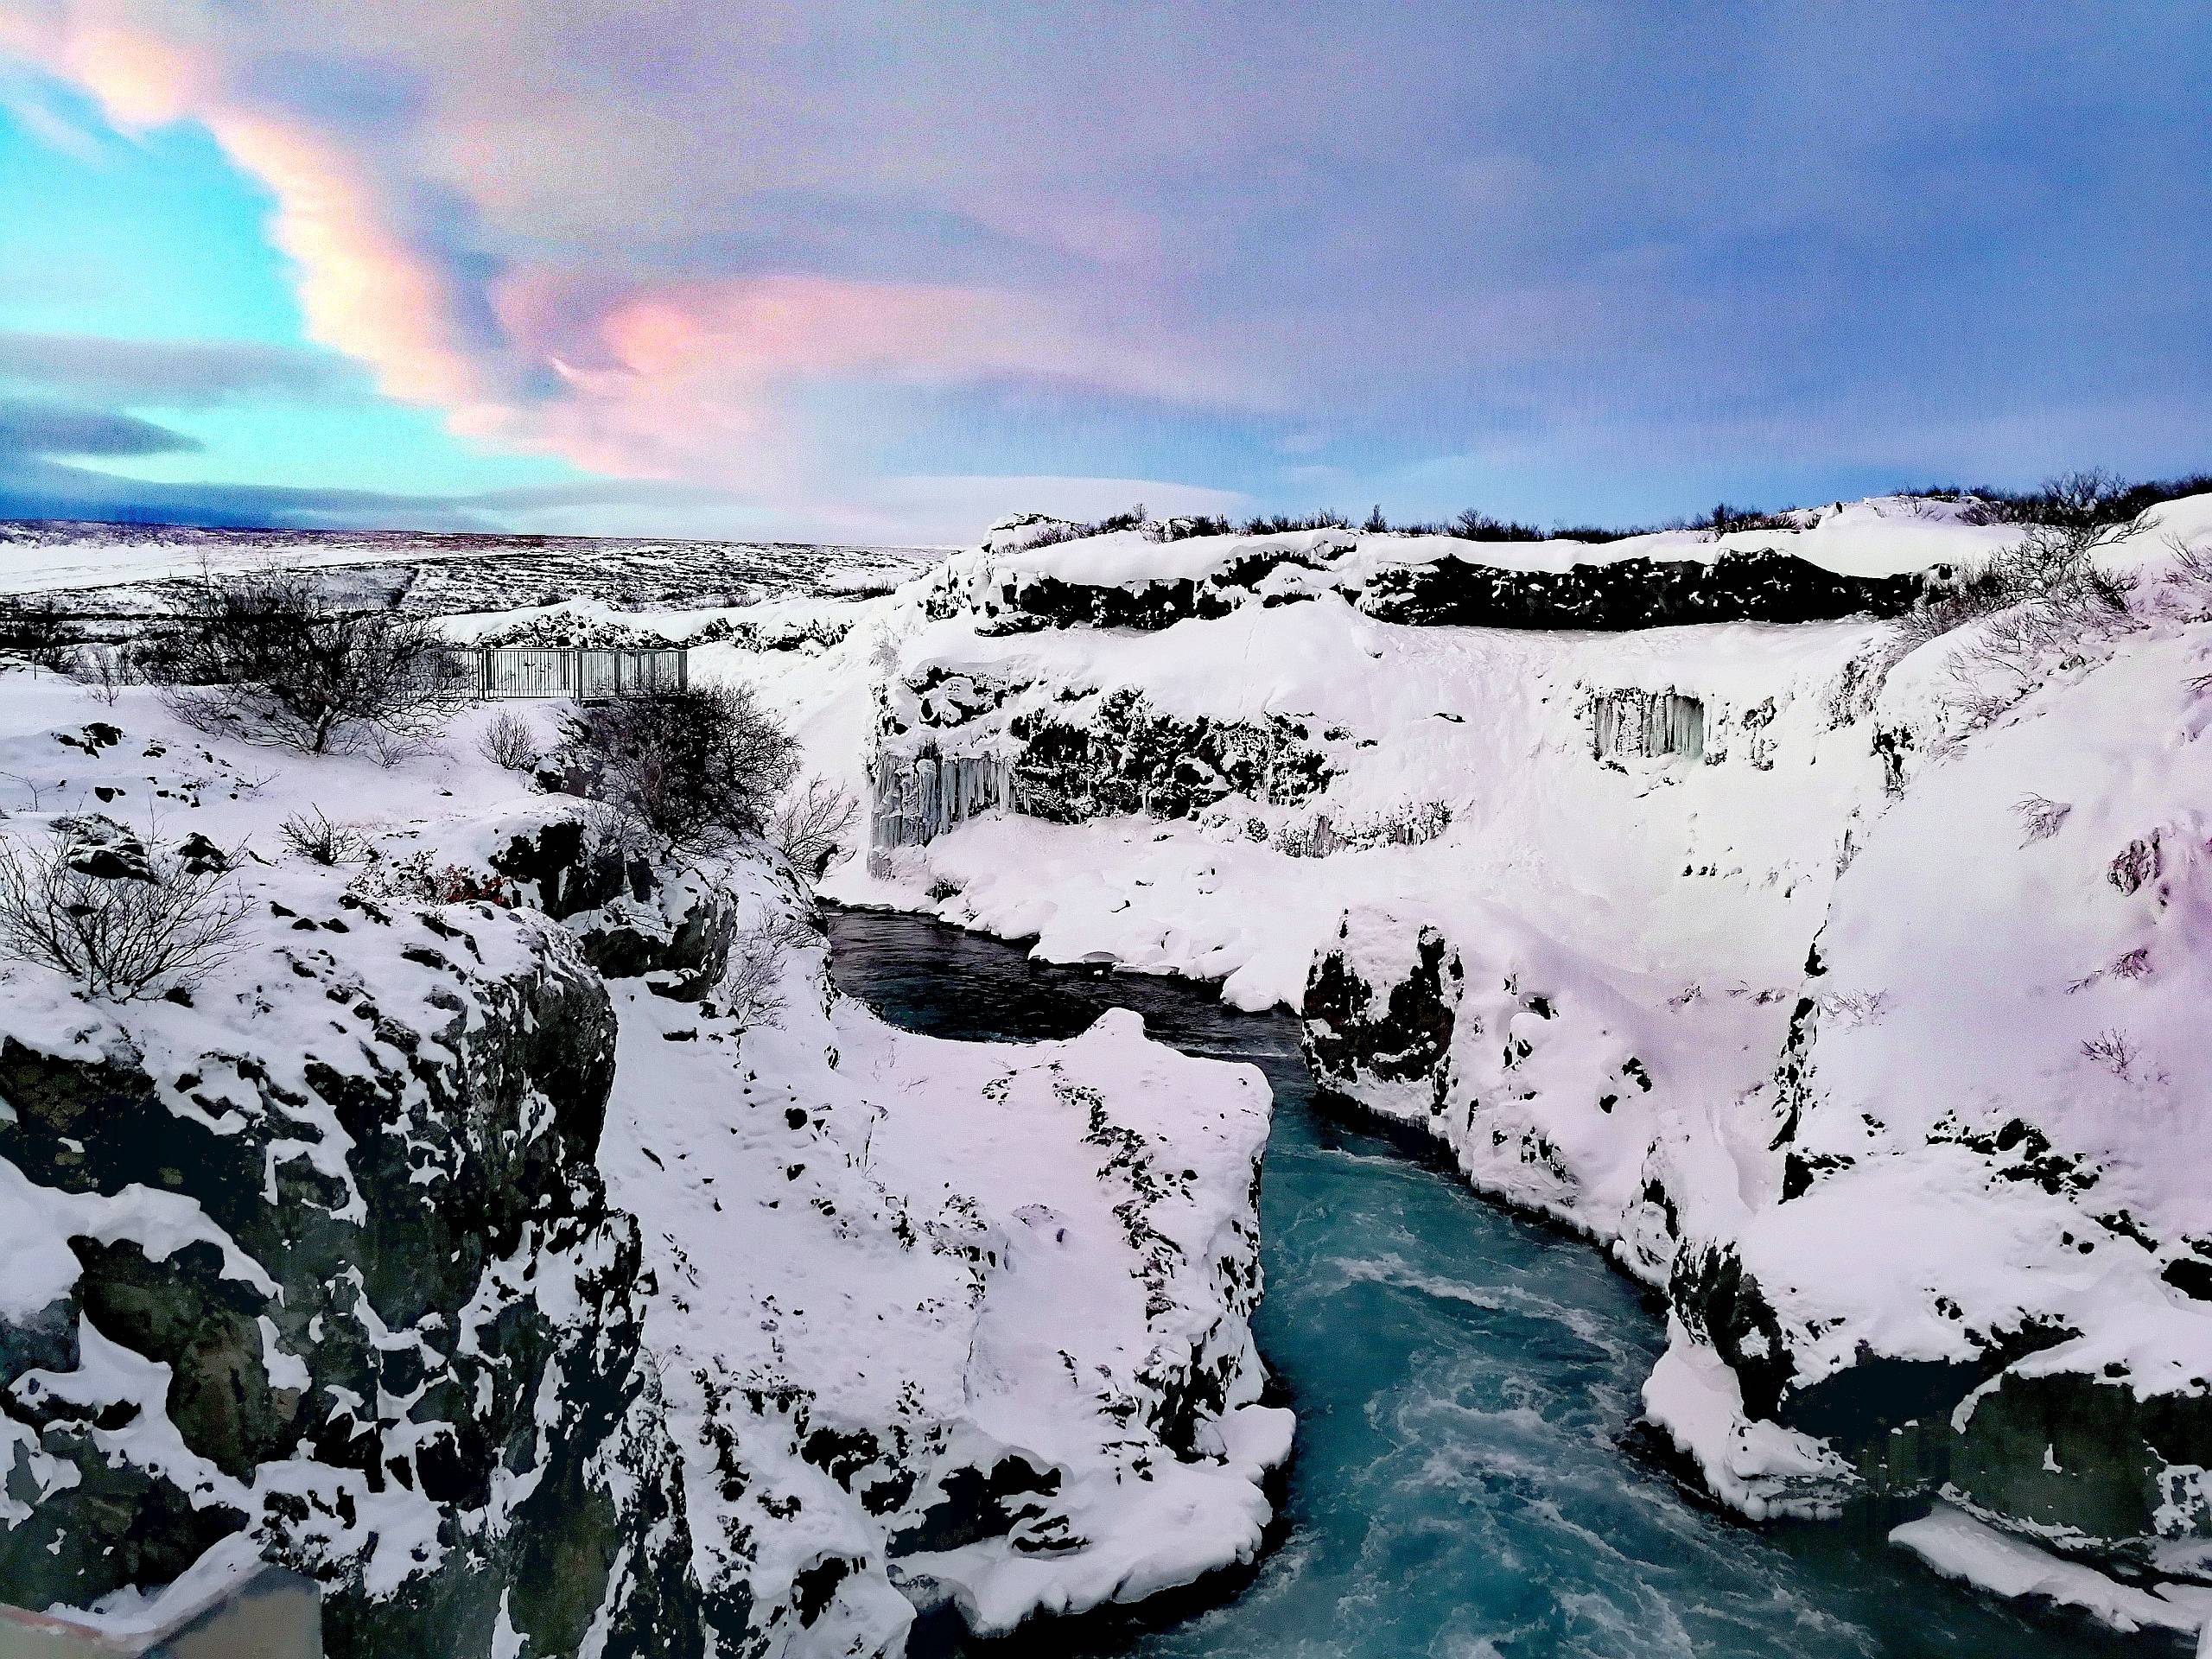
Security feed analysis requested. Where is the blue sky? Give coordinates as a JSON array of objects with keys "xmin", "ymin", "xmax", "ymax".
[{"xmin": 0, "ymin": 3, "xmax": 2207, "ymax": 542}]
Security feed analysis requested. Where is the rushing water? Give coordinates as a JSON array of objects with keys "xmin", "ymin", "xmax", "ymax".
[{"xmin": 824, "ymin": 907, "xmax": 2144, "ymax": 1659}]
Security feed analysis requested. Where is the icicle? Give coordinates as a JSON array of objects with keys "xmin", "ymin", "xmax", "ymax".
[
  {"xmin": 1593, "ymin": 690, "xmax": 1704, "ymax": 762},
  {"xmin": 867, "ymin": 748, "xmax": 1014, "ymax": 848}
]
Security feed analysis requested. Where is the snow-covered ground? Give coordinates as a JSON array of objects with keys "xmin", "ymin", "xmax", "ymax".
[
  {"xmin": 11, "ymin": 488, "xmax": 2212, "ymax": 1646},
  {"xmin": 0, "ymin": 668, "xmax": 1285, "ymax": 1655},
  {"xmin": 0, "ymin": 518, "xmax": 931, "ymax": 612}
]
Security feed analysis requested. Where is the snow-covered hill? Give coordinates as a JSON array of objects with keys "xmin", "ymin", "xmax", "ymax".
[{"xmin": 0, "ymin": 519, "xmax": 931, "ymax": 613}]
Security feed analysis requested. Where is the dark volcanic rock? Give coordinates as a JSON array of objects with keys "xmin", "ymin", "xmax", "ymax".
[
  {"xmin": 0, "ymin": 897, "xmax": 704, "ymax": 1658},
  {"xmin": 1357, "ymin": 550, "xmax": 1925, "ymax": 630}
]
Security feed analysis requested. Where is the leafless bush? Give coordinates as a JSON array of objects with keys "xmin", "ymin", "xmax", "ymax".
[
  {"xmin": 551, "ymin": 682, "xmax": 798, "ymax": 855},
  {"xmin": 2107, "ymin": 834, "xmax": 2162, "ymax": 895},
  {"xmin": 1897, "ymin": 512, "xmax": 2141, "ymax": 654},
  {"xmin": 2169, "ymin": 535, "xmax": 2212, "ymax": 588},
  {"xmin": 718, "ymin": 914, "xmax": 816, "ymax": 1027},
  {"xmin": 0, "ymin": 816, "xmax": 248, "ymax": 1000},
  {"xmin": 150, "ymin": 566, "xmax": 469, "ymax": 757},
  {"xmin": 1027, "ymin": 504, "xmax": 1150, "ymax": 548},
  {"xmin": 770, "ymin": 776, "xmax": 858, "ymax": 878},
  {"xmin": 64, "ymin": 645, "xmax": 130, "ymax": 705},
  {"xmin": 2081, "ymin": 1028, "xmax": 2139, "ymax": 1081},
  {"xmin": 1894, "ymin": 514, "xmax": 2145, "ymax": 732},
  {"xmin": 2012, "ymin": 795, "xmax": 2073, "ymax": 844},
  {"xmin": 0, "ymin": 595, "xmax": 79, "ymax": 669},
  {"xmin": 277, "ymin": 806, "xmax": 375, "ymax": 866},
  {"xmin": 478, "ymin": 709, "xmax": 542, "ymax": 772},
  {"xmin": 2009, "ymin": 468, "xmax": 2134, "ymax": 530},
  {"xmin": 1818, "ymin": 989, "xmax": 1891, "ymax": 1027}
]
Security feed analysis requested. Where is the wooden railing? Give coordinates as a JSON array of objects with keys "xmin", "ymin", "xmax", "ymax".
[{"xmin": 448, "ymin": 646, "xmax": 689, "ymax": 701}]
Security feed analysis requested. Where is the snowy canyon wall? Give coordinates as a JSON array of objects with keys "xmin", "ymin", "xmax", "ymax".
[{"xmin": 712, "ymin": 494, "xmax": 2212, "ymax": 1625}]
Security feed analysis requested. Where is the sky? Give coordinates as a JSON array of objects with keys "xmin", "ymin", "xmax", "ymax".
[{"xmin": 0, "ymin": 2, "xmax": 2207, "ymax": 545}]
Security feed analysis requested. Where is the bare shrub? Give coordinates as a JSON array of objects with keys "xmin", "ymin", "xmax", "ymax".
[
  {"xmin": 2107, "ymin": 835, "xmax": 2162, "ymax": 895},
  {"xmin": 0, "ymin": 595, "xmax": 79, "ymax": 668},
  {"xmin": 1156, "ymin": 514, "xmax": 1233, "ymax": 541},
  {"xmin": 277, "ymin": 806, "xmax": 375, "ymax": 866},
  {"xmin": 1237, "ymin": 509, "xmax": 1351, "ymax": 536},
  {"xmin": 478, "ymin": 709, "xmax": 542, "ymax": 772},
  {"xmin": 2012, "ymin": 795, "xmax": 2073, "ymax": 844},
  {"xmin": 770, "ymin": 776, "xmax": 858, "ymax": 878},
  {"xmin": 1025, "ymin": 504, "xmax": 1149, "ymax": 549},
  {"xmin": 1899, "ymin": 497, "xmax": 2143, "ymax": 650},
  {"xmin": 1450, "ymin": 507, "xmax": 1548, "ymax": 543},
  {"xmin": 2081, "ymin": 1028, "xmax": 2139, "ymax": 1081},
  {"xmin": 0, "ymin": 816, "xmax": 248, "ymax": 1000},
  {"xmin": 64, "ymin": 645, "xmax": 130, "ymax": 706},
  {"xmin": 551, "ymin": 682, "xmax": 798, "ymax": 855},
  {"xmin": 1893, "ymin": 512, "xmax": 2145, "ymax": 733},
  {"xmin": 2169, "ymin": 534, "xmax": 2212, "ymax": 589},
  {"xmin": 717, "ymin": 913, "xmax": 816, "ymax": 1027},
  {"xmin": 150, "ymin": 566, "xmax": 469, "ymax": 757},
  {"xmin": 1818, "ymin": 989, "xmax": 1892, "ymax": 1027}
]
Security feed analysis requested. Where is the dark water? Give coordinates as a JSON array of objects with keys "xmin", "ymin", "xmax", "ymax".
[{"xmin": 824, "ymin": 907, "xmax": 2147, "ymax": 1659}]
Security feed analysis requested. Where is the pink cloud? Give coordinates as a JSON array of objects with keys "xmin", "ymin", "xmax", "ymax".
[
  {"xmin": 3, "ymin": 8, "xmax": 1270, "ymax": 524},
  {"xmin": 13, "ymin": 18, "xmax": 495, "ymax": 411},
  {"xmin": 477, "ymin": 270, "xmax": 1262, "ymax": 484}
]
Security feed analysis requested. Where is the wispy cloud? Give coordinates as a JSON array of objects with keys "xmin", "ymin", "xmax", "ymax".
[
  {"xmin": 0, "ymin": 399, "xmax": 200, "ymax": 457},
  {"xmin": 0, "ymin": 8, "xmax": 1270, "ymax": 531},
  {"xmin": 0, "ymin": 333, "xmax": 359, "ymax": 404}
]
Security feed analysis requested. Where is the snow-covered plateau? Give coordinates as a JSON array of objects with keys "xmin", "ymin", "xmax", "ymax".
[
  {"xmin": 0, "ymin": 669, "xmax": 1287, "ymax": 1655},
  {"xmin": 9, "ymin": 487, "xmax": 2212, "ymax": 1650}
]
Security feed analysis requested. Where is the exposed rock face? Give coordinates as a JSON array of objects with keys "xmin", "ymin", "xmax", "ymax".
[
  {"xmin": 917, "ymin": 531, "xmax": 1930, "ymax": 638},
  {"xmin": 1301, "ymin": 920, "xmax": 1459, "ymax": 1117},
  {"xmin": 873, "ymin": 668, "xmax": 1337, "ymax": 848},
  {"xmin": 1297, "ymin": 905, "xmax": 1686, "ymax": 1268},
  {"xmin": 1358, "ymin": 550, "xmax": 1924, "ymax": 630},
  {"xmin": 0, "ymin": 877, "xmax": 697, "ymax": 1657}
]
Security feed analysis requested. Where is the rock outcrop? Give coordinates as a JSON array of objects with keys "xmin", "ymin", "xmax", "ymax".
[{"xmin": 0, "ymin": 684, "xmax": 1288, "ymax": 1656}]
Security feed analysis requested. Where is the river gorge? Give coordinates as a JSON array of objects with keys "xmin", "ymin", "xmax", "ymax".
[{"xmin": 825, "ymin": 906, "xmax": 2141, "ymax": 1659}]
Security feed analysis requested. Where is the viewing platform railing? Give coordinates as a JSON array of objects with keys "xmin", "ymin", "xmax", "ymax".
[{"xmin": 448, "ymin": 646, "xmax": 688, "ymax": 701}]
